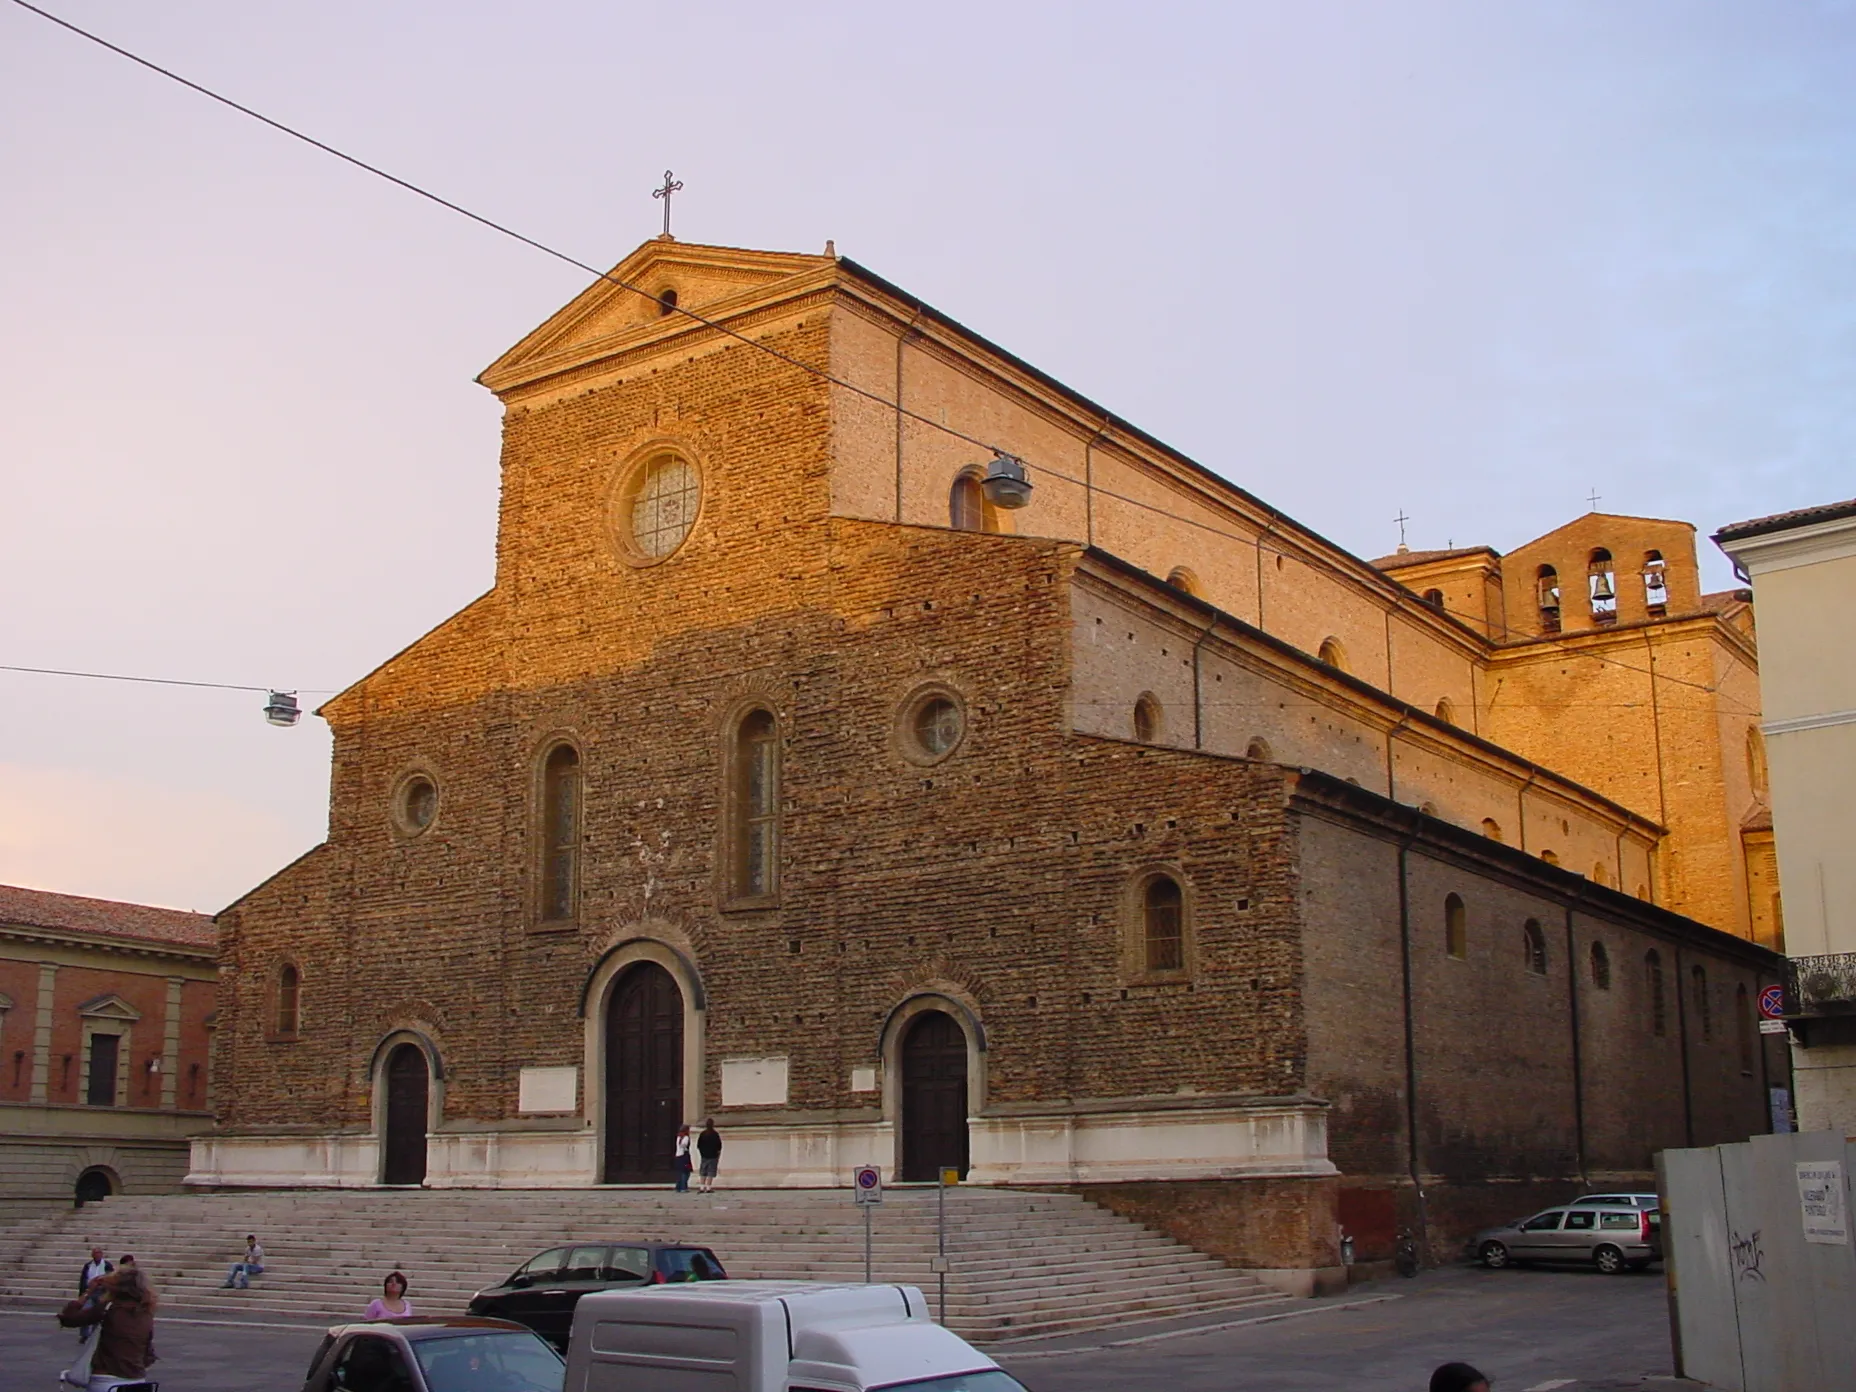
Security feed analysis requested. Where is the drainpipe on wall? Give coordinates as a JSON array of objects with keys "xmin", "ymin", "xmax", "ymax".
[
  {"xmin": 1516, "ymin": 770, "xmax": 1537, "ymax": 854},
  {"xmin": 1384, "ymin": 713, "xmax": 1411, "ymax": 804},
  {"xmin": 1673, "ymin": 943, "xmax": 1695, "ymax": 1147},
  {"xmin": 1396, "ymin": 836, "xmax": 1432, "ymax": 1260},
  {"xmin": 893, "ymin": 309, "xmax": 923, "ymax": 523},
  {"xmin": 1191, "ymin": 612, "xmax": 1217, "ymax": 750},
  {"xmin": 1085, "ymin": 420, "xmax": 1109, "ymax": 550},
  {"xmin": 1564, "ymin": 899, "xmax": 1588, "ymax": 1185}
]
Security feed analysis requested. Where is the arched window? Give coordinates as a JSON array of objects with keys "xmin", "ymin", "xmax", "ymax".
[
  {"xmin": 949, "ymin": 472, "xmax": 989, "ymax": 532},
  {"xmin": 1588, "ymin": 548, "xmax": 1617, "ymax": 624},
  {"xmin": 1692, "ymin": 965, "xmax": 1712, "ymax": 1041},
  {"xmin": 657, "ymin": 287, "xmax": 679, "ymax": 316},
  {"xmin": 1434, "ymin": 697, "xmax": 1456, "ymax": 726},
  {"xmin": 1245, "ymin": 737, "xmax": 1273, "ymax": 762},
  {"xmin": 1647, "ymin": 950, "xmax": 1667, "ymax": 1037},
  {"xmin": 1481, "ymin": 818, "xmax": 1503, "ymax": 843},
  {"xmin": 1166, "ymin": 567, "xmax": 1202, "ymax": 597},
  {"xmin": 732, "ymin": 709, "xmax": 780, "ymax": 898},
  {"xmin": 1589, "ymin": 941, "xmax": 1611, "ymax": 990},
  {"xmin": 1746, "ymin": 727, "xmax": 1768, "ymax": 797},
  {"xmin": 1523, "ymin": 919, "xmax": 1548, "ymax": 976},
  {"xmin": 1421, "ymin": 588, "xmax": 1445, "ymax": 611},
  {"xmin": 1317, "ymin": 637, "xmax": 1347, "ymax": 672},
  {"xmin": 1536, "ymin": 565, "xmax": 1561, "ymax": 633},
  {"xmin": 276, "ymin": 963, "xmax": 300, "ymax": 1035},
  {"xmin": 1444, "ymin": 894, "xmax": 1466, "ymax": 960},
  {"xmin": 1736, "ymin": 984, "xmax": 1754, "ymax": 1075},
  {"xmin": 1540, "ymin": 849, "xmax": 1560, "ymax": 868},
  {"xmin": 1643, "ymin": 551, "xmax": 1668, "ymax": 614},
  {"xmin": 1133, "ymin": 694, "xmax": 1162, "ymax": 743},
  {"xmin": 1143, "ymin": 875, "xmax": 1184, "ymax": 972},
  {"xmin": 540, "ymin": 743, "xmax": 581, "ymax": 922}
]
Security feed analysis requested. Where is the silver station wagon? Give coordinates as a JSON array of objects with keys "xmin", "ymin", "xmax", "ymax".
[{"xmin": 1473, "ymin": 1203, "xmax": 1661, "ymax": 1274}]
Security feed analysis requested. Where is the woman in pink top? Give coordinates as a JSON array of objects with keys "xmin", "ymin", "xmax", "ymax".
[{"xmin": 364, "ymin": 1270, "xmax": 413, "ymax": 1320}]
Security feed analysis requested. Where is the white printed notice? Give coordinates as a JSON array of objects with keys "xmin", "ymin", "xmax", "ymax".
[{"xmin": 1796, "ymin": 1161, "xmax": 1849, "ymax": 1245}]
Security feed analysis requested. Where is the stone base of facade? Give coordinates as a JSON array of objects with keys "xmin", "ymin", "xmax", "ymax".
[
  {"xmin": 2, "ymin": 1103, "xmax": 210, "ymax": 1218},
  {"xmin": 188, "ymin": 1098, "xmax": 1335, "ymax": 1191},
  {"xmin": 1791, "ymin": 1029, "xmax": 1856, "ymax": 1134}
]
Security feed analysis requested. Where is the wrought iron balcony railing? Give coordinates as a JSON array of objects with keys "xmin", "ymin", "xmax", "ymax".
[{"xmin": 1786, "ymin": 953, "xmax": 1856, "ymax": 1017}]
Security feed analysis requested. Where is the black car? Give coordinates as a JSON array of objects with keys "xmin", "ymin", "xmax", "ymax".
[
  {"xmin": 300, "ymin": 1316, "xmax": 564, "ymax": 1392},
  {"xmin": 466, "ymin": 1241, "xmax": 728, "ymax": 1348}
]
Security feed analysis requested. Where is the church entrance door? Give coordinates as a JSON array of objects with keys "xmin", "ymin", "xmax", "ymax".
[
  {"xmin": 900, "ymin": 1010, "xmax": 969, "ymax": 1181},
  {"xmin": 382, "ymin": 1043, "xmax": 429, "ymax": 1186},
  {"xmin": 604, "ymin": 963, "xmax": 684, "ymax": 1183}
]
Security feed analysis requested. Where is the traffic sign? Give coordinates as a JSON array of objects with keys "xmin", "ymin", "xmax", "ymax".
[
  {"xmin": 1759, "ymin": 985, "xmax": 1785, "ymax": 1020},
  {"xmin": 853, "ymin": 1164, "xmax": 883, "ymax": 1204}
]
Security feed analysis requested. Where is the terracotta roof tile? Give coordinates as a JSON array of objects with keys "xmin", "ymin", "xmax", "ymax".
[
  {"xmin": 1369, "ymin": 545, "xmax": 1498, "ymax": 570},
  {"xmin": 0, "ymin": 883, "xmax": 215, "ymax": 949},
  {"xmin": 1714, "ymin": 498, "xmax": 1856, "ymax": 544}
]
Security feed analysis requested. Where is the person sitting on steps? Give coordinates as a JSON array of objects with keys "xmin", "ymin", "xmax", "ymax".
[{"xmin": 223, "ymin": 1234, "xmax": 265, "ymax": 1289}]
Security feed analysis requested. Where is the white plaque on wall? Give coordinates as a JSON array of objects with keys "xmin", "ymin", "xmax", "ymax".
[
  {"xmin": 850, "ymin": 1066, "xmax": 878, "ymax": 1093},
  {"xmin": 517, "ymin": 1066, "xmax": 579, "ymax": 1114},
  {"xmin": 721, "ymin": 1056, "xmax": 790, "ymax": 1107}
]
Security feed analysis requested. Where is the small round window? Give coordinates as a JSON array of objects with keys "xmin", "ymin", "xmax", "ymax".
[
  {"xmin": 620, "ymin": 452, "xmax": 702, "ymax": 561},
  {"xmin": 901, "ymin": 688, "xmax": 966, "ymax": 764},
  {"xmin": 394, "ymin": 774, "xmax": 438, "ymax": 835}
]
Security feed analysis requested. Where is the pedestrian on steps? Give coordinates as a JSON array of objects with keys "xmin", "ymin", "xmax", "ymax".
[
  {"xmin": 74, "ymin": 1247, "xmax": 113, "ymax": 1346},
  {"xmin": 223, "ymin": 1234, "xmax": 265, "ymax": 1288},
  {"xmin": 364, "ymin": 1270, "xmax": 414, "ymax": 1320},
  {"xmin": 696, "ymin": 1119, "xmax": 722, "ymax": 1193},
  {"xmin": 673, "ymin": 1124, "xmax": 694, "ymax": 1192}
]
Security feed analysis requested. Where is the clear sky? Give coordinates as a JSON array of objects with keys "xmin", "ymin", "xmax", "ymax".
[{"xmin": 2, "ymin": 1, "xmax": 1852, "ymax": 912}]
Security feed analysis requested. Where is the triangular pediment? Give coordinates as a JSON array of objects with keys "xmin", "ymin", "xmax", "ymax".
[
  {"xmin": 479, "ymin": 239, "xmax": 834, "ymax": 395},
  {"xmin": 77, "ymin": 993, "xmax": 142, "ymax": 1022},
  {"xmin": 0, "ymin": 990, "xmax": 13, "ymax": 1013}
]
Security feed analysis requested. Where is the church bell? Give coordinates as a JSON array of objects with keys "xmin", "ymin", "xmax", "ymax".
[
  {"xmin": 980, "ymin": 452, "xmax": 1033, "ymax": 509},
  {"xmin": 1589, "ymin": 571, "xmax": 1615, "ymax": 601}
]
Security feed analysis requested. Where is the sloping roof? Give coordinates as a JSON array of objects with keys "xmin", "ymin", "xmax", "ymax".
[
  {"xmin": 1713, "ymin": 498, "xmax": 1856, "ymax": 545},
  {"xmin": 0, "ymin": 883, "xmax": 215, "ymax": 949},
  {"xmin": 1369, "ymin": 546, "xmax": 1498, "ymax": 570},
  {"xmin": 1699, "ymin": 588, "xmax": 1755, "ymax": 614}
]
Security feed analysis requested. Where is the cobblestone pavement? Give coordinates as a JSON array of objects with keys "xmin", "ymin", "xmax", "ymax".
[{"xmin": 0, "ymin": 1263, "xmax": 1705, "ymax": 1391}]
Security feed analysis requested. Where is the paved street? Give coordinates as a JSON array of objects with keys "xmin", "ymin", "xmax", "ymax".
[
  {"xmin": 994, "ymin": 1264, "xmax": 1689, "ymax": 1391},
  {"xmin": 0, "ymin": 1265, "xmax": 1691, "ymax": 1391}
]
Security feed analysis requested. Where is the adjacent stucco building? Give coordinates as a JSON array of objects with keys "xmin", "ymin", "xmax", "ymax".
[
  {"xmin": 1716, "ymin": 499, "xmax": 1856, "ymax": 1134},
  {"xmin": 0, "ymin": 884, "xmax": 217, "ymax": 1217}
]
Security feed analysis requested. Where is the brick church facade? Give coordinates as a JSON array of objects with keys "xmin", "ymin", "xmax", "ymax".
[{"xmin": 196, "ymin": 239, "xmax": 1782, "ymax": 1280}]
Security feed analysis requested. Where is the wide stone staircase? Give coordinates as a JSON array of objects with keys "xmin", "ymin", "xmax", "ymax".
[{"xmin": 0, "ymin": 1187, "xmax": 1286, "ymax": 1343}]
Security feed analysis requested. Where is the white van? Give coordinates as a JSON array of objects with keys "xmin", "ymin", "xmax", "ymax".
[{"xmin": 562, "ymin": 1280, "xmax": 1027, "ymax": 1392}]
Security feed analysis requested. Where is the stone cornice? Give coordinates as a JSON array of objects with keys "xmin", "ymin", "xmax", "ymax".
[{"xmin": 0, "ymin": 922, "xmax": 214, "ymax": 969}]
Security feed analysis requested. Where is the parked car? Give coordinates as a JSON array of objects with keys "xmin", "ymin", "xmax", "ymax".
[
  {"xmin": 1570, "ymin": 1191, "xmax": 1660, "ymax": 1210},
  {"xmin": 563, "ymin": 1281, "xmax": 1027, "ymax": 1392},
  {"xmin": 299, "ymin": 1316, "xmax": 563, "ymax": 1392},
  {"xmin": 1473, "ymin": 1203, "xmax": 1661, "ymax": 1274},
  {"xmin": 468, "ymin": 1242, "xmax": 728, "ymax": 1349}
]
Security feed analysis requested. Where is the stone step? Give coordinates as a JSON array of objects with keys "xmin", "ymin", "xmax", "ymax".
[{"xmin": 4, "ymin": 1187, "xmax": 1287, "ymax": 1341}]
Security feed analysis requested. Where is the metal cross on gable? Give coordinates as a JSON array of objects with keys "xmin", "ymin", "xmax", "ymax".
[
  {"xmin": 1588, "ymin": 488, "xmax": 1602, "ymax": 512},
  {"xmin": 1394, "ymin": 509, "xmax": 1411, "ymax": 549},
  {"xmin": 653, "ymin": 170, "xmax": 683, "ymax": 237}
]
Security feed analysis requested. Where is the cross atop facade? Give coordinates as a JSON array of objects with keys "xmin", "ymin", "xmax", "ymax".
[
  {"xmin": 1394, "ymin": 509, "xmax": 1411, "ymax": 549},
  {"xmin": 1588, "ymin": 488, "xmax": 1602, "ymax": 512},
  {"xmin": 653, "ymin": 170, "xmax": 683, "ymax": 238}
]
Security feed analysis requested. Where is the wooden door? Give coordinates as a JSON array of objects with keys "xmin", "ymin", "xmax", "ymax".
[
  {"xmin": 382, "ymin": 1043, "xmax": 429, "ymax": 1185},
  {"xmin": 604, "ymin": 964, "xmax": 684, "ymax": 1183},
  {"xmin": 900, "ymin": 1011, "xmax": 969, "ymax": 1181}
]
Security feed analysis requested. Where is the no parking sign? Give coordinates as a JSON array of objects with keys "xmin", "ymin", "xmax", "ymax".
[
  {"xmin": 1759, "ymin": 984, "xmax": 1787, "ymax": 1034},
  {"xmin": 853, "ymin": 1164, "xmax": 883, "ymax": 1204}
]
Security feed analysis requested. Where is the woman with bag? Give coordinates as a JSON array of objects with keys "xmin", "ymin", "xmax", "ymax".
[
  {"xmin": 672, "ymin": 1123, "xmax": 694, "ymax": 1193},
  {"xmin": 58, "ymin": 1261, "xmax": 158, "ymax": 1390}
]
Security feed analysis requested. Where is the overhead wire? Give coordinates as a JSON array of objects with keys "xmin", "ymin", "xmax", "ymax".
[
  {"xmin": 0, "ymin": 663, "xmax": 332, "ymax": 696},
  {"xmin": 5, "ymin": 0, "xmax": 1759, "ymax": 721}
]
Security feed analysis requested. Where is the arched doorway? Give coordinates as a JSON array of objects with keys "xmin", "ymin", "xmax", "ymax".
[
  {"xmin": 604, "ymin": 963, "xmax": 684, "ymax": 1183},
  {"xmin": 900, "ymin": 1010, "xmax": 969, "ymax": 1181},
  {"xmin": 74, "ymin": 1167, "xmax": 115, "ymax": 1208},
  {"xmin": 381, "ymin": 1043, "xmax": 430, "ymax": 1186}
]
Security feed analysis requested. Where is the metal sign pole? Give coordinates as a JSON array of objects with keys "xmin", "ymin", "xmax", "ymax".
[
  {"xmin": 936, "ymin": 1169, "xmax": 950, "ymax": 1324},
  {"xmin": 864, "ymin": 1201, "xmax": 873, "ymax": 1284},
  {"xmin": 852, "ymin": 1164, "xmax": 882, "ymax": 1285}
]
